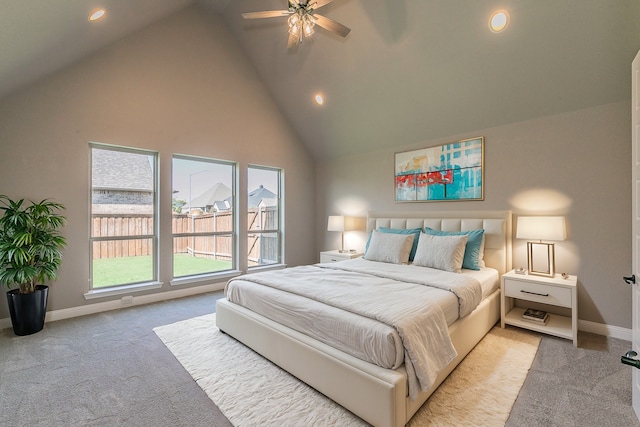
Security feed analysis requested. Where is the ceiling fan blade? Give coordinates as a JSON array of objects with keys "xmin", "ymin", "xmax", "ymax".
[
  {"xmin": 310, "ymin": 0, "xmax": 335, "ymax": 9},
  {"xmin": 242, "ymin": 10, "xmax": 291, "ymax": 20},
  {"xmin": 313, "ymin": 14, "xmax": 351, "ymax": 38}
]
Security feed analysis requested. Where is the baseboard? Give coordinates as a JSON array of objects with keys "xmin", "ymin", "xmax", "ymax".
[
  {"xmin": 578, "ymin": 319, "xmax": 631, "ymax": 342},
  {"xmin": 0, "ymin": 282, "xmax": 225, "ymax": 331}
]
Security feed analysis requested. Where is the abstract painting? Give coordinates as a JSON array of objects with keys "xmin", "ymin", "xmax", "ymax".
[{"xmin": 395, "ymin": 137, "xmax": 484, "ymax": 202}]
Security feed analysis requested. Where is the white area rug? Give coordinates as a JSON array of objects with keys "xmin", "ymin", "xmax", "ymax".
[{"xmin": 154, "ymin": 314, "xmax": 540, "ymax": 426}]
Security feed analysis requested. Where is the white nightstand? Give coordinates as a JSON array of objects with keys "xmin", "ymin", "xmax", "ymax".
[
  {"xmin": 501, "ymin": 269, "xmax": 578, "ymax": 347},
  {"xmin": 320, "ymin": 250, "xmax": 363, "ymax": 263}
]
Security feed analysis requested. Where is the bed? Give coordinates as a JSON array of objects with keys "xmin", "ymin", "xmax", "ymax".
[{"xmin": 216, "ymin": 210, "xmax": 512, "ymax": 427}]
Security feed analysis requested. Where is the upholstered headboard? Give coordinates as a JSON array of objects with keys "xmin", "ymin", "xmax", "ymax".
[{"xmin": 367, "ymin": 211, "xmax": 512, "ymax": 274}]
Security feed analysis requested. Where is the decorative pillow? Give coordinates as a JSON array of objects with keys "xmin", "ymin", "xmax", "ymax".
[
  {"xmin": 412, "ymin": 233, "xmax": 468, "ymax": 273},
  {"xmin": 374, "ymin": 227, "xmax": 422, "ymax": 261},
  {"xmin": 423, "ymin": 227, "xmax": 485, "ymax": 270},
  {"xmin": 363, "ymin": 230, "xmax": 414, "ymax": 264}
]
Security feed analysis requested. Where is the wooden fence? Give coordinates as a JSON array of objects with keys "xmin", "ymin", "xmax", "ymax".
[
  {"xmin": 91, "ymin": 214, "xmax": 155, "ymax": 260},
  {"xmin": 92, "ymin": 208, "xmax": 278, "ymax": 264}
]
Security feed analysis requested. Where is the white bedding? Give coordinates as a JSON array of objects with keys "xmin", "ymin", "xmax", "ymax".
[
  {"xmin": 225, "ymin": 258, "xmax": 497, "ymax": 399},
  {"xmin": 459, "ymin": 265, "xmax": 500, "ymax": 299}
]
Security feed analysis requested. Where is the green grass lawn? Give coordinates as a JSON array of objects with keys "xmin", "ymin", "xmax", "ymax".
[{"xmin": 92, "ymin": 254, "xmax": 232, "ymax": 288}]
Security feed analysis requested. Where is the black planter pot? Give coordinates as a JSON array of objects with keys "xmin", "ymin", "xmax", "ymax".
[{"xmin": 6, "ymin": 285, "xmax": 49, "ymax": 336}]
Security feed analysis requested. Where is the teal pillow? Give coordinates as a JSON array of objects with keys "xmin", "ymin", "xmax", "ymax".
[
  {"xmin": 423, "ymin": 227, "xmax": 485, "ymax": 270},
  {"xmin": 366, "ymin": 227, "xmax": 422, "ymax": 261}
]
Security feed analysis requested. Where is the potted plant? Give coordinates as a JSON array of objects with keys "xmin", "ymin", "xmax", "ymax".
[{"xmin": 0, "ymin": 195, "xmax": 67, "ymax": 335}]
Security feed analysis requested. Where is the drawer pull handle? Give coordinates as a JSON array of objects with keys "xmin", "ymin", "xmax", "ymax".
[{"xmin": 520, "ymin": 290, "xmax": 549, "ymax": 297}]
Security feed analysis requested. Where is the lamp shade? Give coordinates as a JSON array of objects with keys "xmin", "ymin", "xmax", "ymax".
[
  {"xmin": 516, "ymin": 216, "xmax": 567, "ymax": 241},
  {"xmin": 327, "ymin": 215, "xmax": 345, "ymax": 232},
  {"xmin": 327, "ymin": 215, "xmax": 361, "ymax": 232}
]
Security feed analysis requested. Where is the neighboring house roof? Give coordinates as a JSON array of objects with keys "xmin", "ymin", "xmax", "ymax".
[
  {"xmin": 248, "ymin": 185, "xmax": 277, "ymax": 209},
  {"xmin": 92, "ymin": 149, "xmax": 153, "ymax": 192},
  {"xmin": 184, "ymin": 183, "xmax": 277, "ymax": 212},
  {"xmin": 211, "ymin": 199, "xmax": 232, "ymax": 212},
  {"xmin": 258, "ymin": 197, "xmax": 277, "ymax": 208},
  {"xmin": 190, "ymin": 182, "xmax": 232, "ymax": 209}
]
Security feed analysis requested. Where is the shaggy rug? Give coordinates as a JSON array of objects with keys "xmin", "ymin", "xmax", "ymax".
[{"xmin": 154, "ymin": 314, "xmax": 540, "ymax": 426}]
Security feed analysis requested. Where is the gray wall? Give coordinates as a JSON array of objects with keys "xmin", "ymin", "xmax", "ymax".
[
  {"xmin": 316, "ymin": 101, "xmax": 631, "ymax": 329},
  {"xmin": 0, "ymin": 6, "xmax": 315, "ymax": 319}
]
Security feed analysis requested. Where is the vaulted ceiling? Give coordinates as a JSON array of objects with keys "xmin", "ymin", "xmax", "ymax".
[{"xmin": 2, "ymin": 0, "xmax": 640, "ymax": 160}]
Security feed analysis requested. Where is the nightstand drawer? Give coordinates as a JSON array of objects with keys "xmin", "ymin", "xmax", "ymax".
[
  {"xmin": 504, "ymin": 278, "xmax": 572, "ymax": 307},
  {"xmin": 320, "ymin": 254, "xmax": 346, "ymax": 263},
  {"xmin": 319, "ymin": 251, "xmax": 363, "ymax": 263}
]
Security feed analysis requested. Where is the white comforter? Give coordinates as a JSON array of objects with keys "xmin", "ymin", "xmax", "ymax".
[{"xmin": 225, "ymin": 258, "xmax": 482, "ymax": 399}]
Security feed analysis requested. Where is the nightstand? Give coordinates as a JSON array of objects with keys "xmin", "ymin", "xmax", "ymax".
[
  {"xmin": 320, "ymin": 250, "xmax": 363, "ymax": 263},
  {"xmin": 501, "ymin": 269, "xmax": 578, "ymax": 347}
]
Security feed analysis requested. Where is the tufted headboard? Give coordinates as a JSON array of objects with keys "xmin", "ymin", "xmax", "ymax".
[{"xmin": 367, "ymin": 211, "xmax": 512, "ymax": 274}]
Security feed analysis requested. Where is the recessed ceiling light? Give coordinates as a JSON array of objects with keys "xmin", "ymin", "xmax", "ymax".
[
  {"xmin": 88, "ymin": 9, "xmax": 106, "ymax": 22},
  {"xmin": 489, "ymin": 10, "xmax": 509, "ymax": 33},
  {"xmin": 314, "ymin": 94, "xmax": 324, "ymax": 105}
]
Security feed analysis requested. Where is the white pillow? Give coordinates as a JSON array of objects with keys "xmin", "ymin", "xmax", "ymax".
[
  {"xmin": 364, "ymin": 230, "xmax": 414, "ymax": 264},
  {"xmin": 412, "ymin": 233, "xmax": 468, "ymax": 273}
]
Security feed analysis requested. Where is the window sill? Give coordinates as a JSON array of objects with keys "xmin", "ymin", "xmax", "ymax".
[
  {"xmin": 84, "ymin": 281, "xmax": 163, "ymax": 300},
  {"xmin": 247, "ymin": 263, "xmax": 287, "ymax": 273},
  {"xmin": 170, "ymin": 270, "xmax": 242, "ymax": 287}
]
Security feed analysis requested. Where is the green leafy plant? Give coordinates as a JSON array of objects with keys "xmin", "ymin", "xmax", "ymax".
[{"xmin": 0, "ymin": 195, "xmax": 67, "ymax": 294}]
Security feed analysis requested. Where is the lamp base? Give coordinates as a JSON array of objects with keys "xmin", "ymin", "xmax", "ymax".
[{"xmin": 527, "ymin": 241, "xmax": 555, "ymax": 277}]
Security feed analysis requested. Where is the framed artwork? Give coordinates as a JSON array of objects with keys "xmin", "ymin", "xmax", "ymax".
[{"xmin": 395, "ymin": 136, "xmax": 484, "ymax": 202}]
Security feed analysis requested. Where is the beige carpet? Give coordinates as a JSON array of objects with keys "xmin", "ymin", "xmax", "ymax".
[{"xmin": 154, "ymin": 314, "xmax": 540, "ymax": 426}]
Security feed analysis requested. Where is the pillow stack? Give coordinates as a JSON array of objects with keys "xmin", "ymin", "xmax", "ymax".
[{"xmin": 363, "ymin": 226, "xmax": 485, "ymax": 273}]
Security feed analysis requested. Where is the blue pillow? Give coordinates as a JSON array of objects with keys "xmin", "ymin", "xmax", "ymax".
[
  {"xmin": 366, "ymin": 227, "xmax": 422, "ymax": 261},
  {"xmin": 423, "ymin": 227, "xmax": 485, "ymax": 270}
]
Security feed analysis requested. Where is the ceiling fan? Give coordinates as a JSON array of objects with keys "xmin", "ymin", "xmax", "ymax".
[{"xmin": 242, "ymin": 0, "xmax": 351, "ymax": 48}]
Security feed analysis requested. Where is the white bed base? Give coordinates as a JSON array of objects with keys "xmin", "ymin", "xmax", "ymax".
[{"xmin": 216, "ymin": 211, "xmax": 512, "ymax": 427}]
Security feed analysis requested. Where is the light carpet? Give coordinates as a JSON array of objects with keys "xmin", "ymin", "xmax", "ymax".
[{"xmin": 154, "ymin": 314, "xmax": 540, "ymax": 426}]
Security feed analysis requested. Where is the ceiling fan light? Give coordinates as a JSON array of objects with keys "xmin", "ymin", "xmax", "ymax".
[
  {"xmin": 303, "ymin": 23, "xmax": 314, "ymax": 36},
  {"xmin": 303, "ymin": 14, "xmax": 315, "ymax": 26},
  {"xmin": 302, "ymin": 14, "xmax": 315, "ymax": 36},
  {"xmin": 288, "ymin": 13, "xmax": 300, "ymax": 27},
  {"xmin": 289, "ymin": 23, "xmax": 301, "ymax": 36}
]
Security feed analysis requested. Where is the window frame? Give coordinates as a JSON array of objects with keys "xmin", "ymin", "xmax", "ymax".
[
  {"xmin": 247, "ymin": 164, "xmax": 283, "ymax": 269},
  {"xmin": 170, "ymin": 154, "xmax": 237, "ymax": 281},
  {"xmin": 88, "ymin": 143, "xmax": 160, "ymax": 292}
]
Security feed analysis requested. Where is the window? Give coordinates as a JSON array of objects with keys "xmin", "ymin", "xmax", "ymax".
[
  {"xmin": 247, "ymin": 165, "xmax": 282, "ymax": 268},
  {"xmin": 90, "ymin": 144, "xmax": 158, "ymax": 289},
  {"xmin": 172, "ymin": 155, "xmax": 236, "ymax": 278}
]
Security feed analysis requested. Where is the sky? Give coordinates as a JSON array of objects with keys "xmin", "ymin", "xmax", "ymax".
[{"xmin": 172, "ymin": 157, "xmax": 279, "ymax": 203}]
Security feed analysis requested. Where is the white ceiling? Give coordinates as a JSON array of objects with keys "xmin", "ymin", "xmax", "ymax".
[{"xmin": 2, "ymin": 0, "xmax": 640, "ymax": 160}]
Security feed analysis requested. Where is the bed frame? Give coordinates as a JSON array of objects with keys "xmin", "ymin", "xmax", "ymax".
[{"xmin": 216, "ymin": 210, "xmax": 512, "ymax": 427}]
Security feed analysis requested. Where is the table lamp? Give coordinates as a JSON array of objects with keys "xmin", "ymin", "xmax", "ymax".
[
  {"xmin": 516, "ymin": 216, "xmax": 566, "ymax": 277},
  {"xmin": 328, "ymin": 215, "xmax": 359, "ymax": 253}
]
